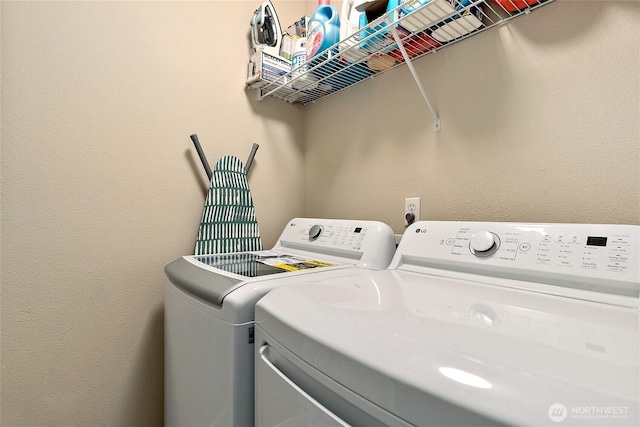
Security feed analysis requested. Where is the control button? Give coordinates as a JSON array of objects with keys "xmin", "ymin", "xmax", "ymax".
[
  {"xmin": 469, "ymin": 231, "xmax": 500, "ymax": 257},
  {"xmin": 446, "ymin": 238, "xmax": 455, "ymax": 246},
  {"xmin": 309, "ymin": 225, "xmax": 324, "ymax": 241},
  {"xmin": 519, "ymin": 242, "xmax": 531, "ymax": 252}
]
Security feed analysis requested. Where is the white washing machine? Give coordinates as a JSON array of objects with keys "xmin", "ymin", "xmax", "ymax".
[
  {"xmin": 254, "ymin": 221, "xmax": 639, "ymax": 426},
  {"xmin": 164, "ymin": 218, "xmax": 396, "ymax": 427}
]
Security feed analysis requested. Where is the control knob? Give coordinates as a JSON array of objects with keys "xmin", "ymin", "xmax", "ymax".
[
  {"xmin": 309, "ymin": 225, "xmax": 324, "ymax": 241},
  {"xmin": 469, "ymin": 231, "xmax": 500, "ymax": 257}
]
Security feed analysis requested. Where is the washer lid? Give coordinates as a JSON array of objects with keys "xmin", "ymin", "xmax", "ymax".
[
  {"xmin": 165, "ymin": 251, "xmax": 348, "ymax": 306},
  {"xmin": 255, "ymin": 270, "xmax": 639, "ymax": 426}
]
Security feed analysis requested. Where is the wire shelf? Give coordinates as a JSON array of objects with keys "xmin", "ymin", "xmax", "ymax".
[{"xmin": 252, "ymin": 0, "xmax": 555, "ymax": 106}]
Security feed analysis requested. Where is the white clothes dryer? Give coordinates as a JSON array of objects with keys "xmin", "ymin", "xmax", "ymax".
[
  {"xmin": 164, "ymin": 218, "xmax": 396, "ymax": 427},
  {"xmin": 254, "ymin": 221, "xmax": 639, "ymax": 426}
]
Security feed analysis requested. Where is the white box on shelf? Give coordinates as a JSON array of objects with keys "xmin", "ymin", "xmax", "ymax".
[{"xmin": 246, "ymin": 49, "xmax": 292, "ymax": 89}]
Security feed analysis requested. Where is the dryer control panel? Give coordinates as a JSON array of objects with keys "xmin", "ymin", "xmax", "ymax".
[{"xmin": 392, "ymin": 222, "xmax": 640, "ymax": 304}]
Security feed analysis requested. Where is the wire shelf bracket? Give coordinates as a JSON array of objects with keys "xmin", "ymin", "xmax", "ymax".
[{"xmin": 387, "ymin": 20, "xmax": 441, "ymax": 132}]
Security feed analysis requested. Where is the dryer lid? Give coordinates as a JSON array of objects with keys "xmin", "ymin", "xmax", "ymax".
[{"xmin": 255, "ymin": 269, "xmax": 639, "ymax": 426}]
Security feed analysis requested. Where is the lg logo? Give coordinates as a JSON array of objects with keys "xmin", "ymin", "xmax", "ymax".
[
  {"xmin": 415, "ymin": 228, "xmax": 427, "ymax": 234},
  {"xmin": 548, "ymin": 403, "xmax": 567, "ymax": 422}
]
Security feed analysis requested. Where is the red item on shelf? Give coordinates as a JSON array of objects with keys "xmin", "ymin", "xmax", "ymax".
[
  {"xmin": 388, "ymin": 32, "xmax": 441, "ymax": 62},
  {"xmin": 492, "ymin": 0, "xmax": 539, "ymax": 12}
]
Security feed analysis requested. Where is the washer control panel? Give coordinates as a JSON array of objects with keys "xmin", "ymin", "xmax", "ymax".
[
  {"xmin": 287, "ymin": 222, "xmax": 371, "ymax": 251},
  {"xmin": 393, "ymin": 221, "xmax": 639, "ymax": 300},
  {"xmin": 275, "ymin": 218, "xmax": 396, "ymax": 270}
]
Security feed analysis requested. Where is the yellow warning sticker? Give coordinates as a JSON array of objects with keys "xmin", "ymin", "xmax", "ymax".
[{"xmin": 273, "ymin": 260, "xmax": 336, "ymax": 271}]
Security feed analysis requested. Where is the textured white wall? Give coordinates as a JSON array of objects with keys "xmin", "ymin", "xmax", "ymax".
[
  {"xmin": 304, "ymin": 0, "xmax": 640, "ymax": 231},
  {"xmin": 1, "ymin": 1, "xmax": 305, "ymax": 425},
  {"xmin": 2, "ymin": 0, "xmax": 639, "ymax": 426}
]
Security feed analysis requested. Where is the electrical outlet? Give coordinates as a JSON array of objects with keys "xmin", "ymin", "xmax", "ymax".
[{"xmin": 404, "ymin": 197, "xmax": 420, "ymax": 227}]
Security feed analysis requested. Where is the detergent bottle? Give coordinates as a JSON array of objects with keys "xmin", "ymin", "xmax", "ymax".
[
  {"xmin": 306, "ymin": 0, "xmax": 340, "ymax": 60},
  {"xmin": 291, "ymin": 37, "xmax": 318, "ymax": 90}
]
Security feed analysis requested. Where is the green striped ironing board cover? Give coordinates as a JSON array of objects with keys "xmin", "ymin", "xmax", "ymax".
[{"xmin": 195, "ymin": 156, "xmax": 262, "ymax": 255}]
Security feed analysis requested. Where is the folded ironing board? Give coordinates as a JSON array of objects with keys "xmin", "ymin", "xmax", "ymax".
[{"xmin": 194, "ymin": 155, "xmax": 262, "ymax": 255}]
